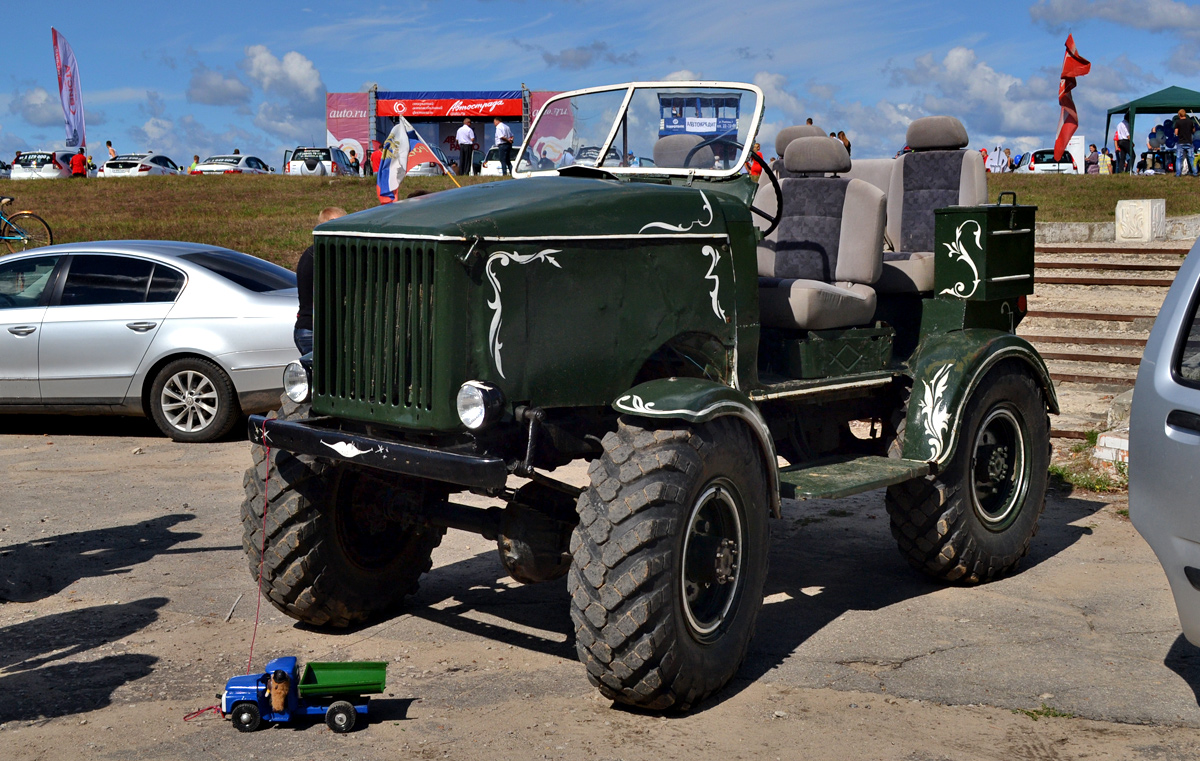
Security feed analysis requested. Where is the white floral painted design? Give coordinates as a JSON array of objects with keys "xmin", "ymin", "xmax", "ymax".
[
  {"xmin": 938, "ymin": 219, "xmax": 982, "ymax": 299},
  {"xmin": 639, "ymin": 190, "xmax": 714, "ymax": 234},
  {"xmin": 701, "ymin": 245, "xmax": 728, "ymax": 322},
  {"xmin": 486, "ymin": 248, "xmax": 562, "ymax": 378},
  {"xmin": 917, "ymin": 363, "xmax": 954, "ymax": 461},
  {"xmin": 614, "ymin": 393, "xmax": 749, "ymax": 419}
]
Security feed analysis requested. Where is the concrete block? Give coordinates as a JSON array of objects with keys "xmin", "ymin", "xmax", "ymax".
[
  {"xmin": 1115, "ymin": 199, "xmax": 1166, "ymax": 242},
  {"xmin": 1106, "ymin": 388, "xmax": 1134, "ymax": 430}
]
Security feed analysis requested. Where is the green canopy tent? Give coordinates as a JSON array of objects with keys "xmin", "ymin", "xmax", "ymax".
[{"xmin": 1106, "ymin": 85, "xmax": 1200, "ymax": 151}]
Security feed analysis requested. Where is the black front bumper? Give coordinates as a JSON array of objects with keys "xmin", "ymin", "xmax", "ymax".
[{"xmin": 247, "ymin": 415, "xmax": 509, "ymax": 490}]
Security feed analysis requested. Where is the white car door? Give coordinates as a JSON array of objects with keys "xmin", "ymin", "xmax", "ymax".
[
  {"xmin": 1131, "ymin": 247, "xmax": 1200, "ymax": 641},
  {"xmin": 38, "ymin": 254, "xmax": 176, "ymax": 403},
  {"xmin": 0, "ymin": 254, "xmax": 62, "ymax": 400}
]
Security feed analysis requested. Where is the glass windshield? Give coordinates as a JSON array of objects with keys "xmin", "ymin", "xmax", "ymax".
[
  {"xmin": 203, "ymin": 156, "xmax": 241, "ymax": 165},
  {"xmin": 517, "ymin": 82, "xmax": 762, "ymax": 178}
]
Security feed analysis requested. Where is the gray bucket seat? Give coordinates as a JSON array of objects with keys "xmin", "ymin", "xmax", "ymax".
[{"xmin": 758, "ymin": 136, "xmax": 885, "ymax": 330}]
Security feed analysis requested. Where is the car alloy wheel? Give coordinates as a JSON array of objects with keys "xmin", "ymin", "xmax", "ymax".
[{"xmin": 160, "ymin": 369, "xmax": 219, "ymax": 433}]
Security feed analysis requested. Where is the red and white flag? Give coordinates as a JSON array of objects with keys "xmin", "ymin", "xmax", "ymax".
[
  {"xmin": 51, "ymin": 28, "xmax": 86, "ymax": 149},
  {"xmin": 1053, "ymin": 34, "xmax": 1090, "ymax": 162}
]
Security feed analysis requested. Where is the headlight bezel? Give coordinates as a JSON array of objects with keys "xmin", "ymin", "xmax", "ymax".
[
  {"xmin": 283, "ymin": 360, "xmax": 311, "ymax": 404},
  {"xmin": 456, "ymin": 380, "xmax": 506, "ymax": 431}
]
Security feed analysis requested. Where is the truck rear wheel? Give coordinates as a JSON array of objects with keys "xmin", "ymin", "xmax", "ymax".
[
  {"xmin": 325, "ymin": 701, "xmax": 356, "ymax": 733},
  {"xmin": 568, "ymin": 416, "xmax": 769, "ymax": 710},
  {"xmin": 885, "ymin": 363, "xmax": 1050, "ymax": 583},
  {"xmin": 241, "ymin": 397, "xmax": 446, "ymax": 627}
]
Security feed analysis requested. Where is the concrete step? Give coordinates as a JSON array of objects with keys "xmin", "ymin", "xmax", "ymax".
[
  {"xmin": 1020, "ymin": 332, "xmax": 1148, "ymax": 348},
  {"xmin": 1035, "ymin": 260, "xmax": 1181, "ymax": 273}
]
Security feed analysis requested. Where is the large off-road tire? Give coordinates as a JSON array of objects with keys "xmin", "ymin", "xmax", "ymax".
[
  {"xmin": 241, "ymin": 397, "xmax": 445, "ymax": 627},
  {"xmin": 568, "ymin": 416, "xmax": 770, "ymax": 710},
  {"xmin": 885, "ymin": 362, "xmax": 1050, "ymax": 583}
]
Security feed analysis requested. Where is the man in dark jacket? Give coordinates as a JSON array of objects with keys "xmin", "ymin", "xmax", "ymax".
[{"xmin": 294, "ymin": 206, "xmax": 347, "ymax": 355}]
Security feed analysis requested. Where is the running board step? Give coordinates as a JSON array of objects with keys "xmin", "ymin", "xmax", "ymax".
[{"xmin": 778, "ymin": 455, "xmax": 930, "ymax": 500}]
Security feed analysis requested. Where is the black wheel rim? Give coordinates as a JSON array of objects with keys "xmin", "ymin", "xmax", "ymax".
[
  {"xmin": 970, "ymin": 405, "xmax": 1029, "ymax": 531},
  {"xmin": 333, "ymin": 470, "xmax": 407, "ymax": 571},
  {"xmin": 680, "ymin": 479, "xmax": 745, "ymax": 641}
]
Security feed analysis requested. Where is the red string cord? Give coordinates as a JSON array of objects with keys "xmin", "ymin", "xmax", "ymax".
[
  {"xmin": 183, "ymin": 705, "xmax": 222, "ymax": 721},
  {"xmin": 247, "ymin": 419, "xmax": 271, "ymax": 675}
]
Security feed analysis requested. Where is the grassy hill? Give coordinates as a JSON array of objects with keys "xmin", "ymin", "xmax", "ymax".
[{"xmin": 5, "ymin": 172, "xmax": 1197, "ymax": 270}]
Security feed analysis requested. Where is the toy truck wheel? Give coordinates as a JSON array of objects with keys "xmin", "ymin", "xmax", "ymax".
[
  {"xmin": 568, "ymin": 416, "xmax": 769, "ymax": 710},
  {"xmin": 885, "ymin": 362, "xmax": 1050, "ymax": 583},
  {"xmin": 231, "ymin": 702, "xmax": 261, "ymax": 732},
  {"xmin": 325, "ymin": 701, "xmax": 356, "ymax": 733},
  {"xmin": 241, "ymin": 397, "xmax": 446, "ymax": 627}
]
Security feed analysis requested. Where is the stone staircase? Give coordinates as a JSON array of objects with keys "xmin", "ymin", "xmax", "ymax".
[{"xmin": 1018, "ymin": 245, "xmax": 1189, "ymax": 440}]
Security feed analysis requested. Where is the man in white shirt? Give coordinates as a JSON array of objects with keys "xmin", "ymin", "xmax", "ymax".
[
  {"xmin": 455, "ymin": 118, "xmax": 475, "ymax": 176},
  {"xmin": 1116, "ymin": 118, "xmax": 1131, "ymax": 174},
  {"xmin": 493, "ymin": 117, "xmax": 514, "ymax": 175}
]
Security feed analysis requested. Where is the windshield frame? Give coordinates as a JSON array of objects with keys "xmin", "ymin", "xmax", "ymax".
[{"xmin": 512, "ymin": 80, "xmax": 764, "ymax": 180}]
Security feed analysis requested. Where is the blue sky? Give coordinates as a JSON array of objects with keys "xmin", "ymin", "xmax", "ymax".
[{"xmin": 3, "ymin": 0, "xmax": 1199, "ymax": 163}]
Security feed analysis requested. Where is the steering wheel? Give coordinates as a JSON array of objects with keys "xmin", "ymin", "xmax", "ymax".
[{"xmin": 683, "ymin": 136, "xmax": 782, "ymax": 237}]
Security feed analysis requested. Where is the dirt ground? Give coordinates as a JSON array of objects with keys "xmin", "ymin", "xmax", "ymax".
[{"xmin": 4, "ymin": 416, "xmax": 1200, "ymax": 760}]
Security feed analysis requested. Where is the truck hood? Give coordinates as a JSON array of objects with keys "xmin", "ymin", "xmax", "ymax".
[{"xmin": 316, "ymin": 176, "xmax": 751, "ymax": 240}]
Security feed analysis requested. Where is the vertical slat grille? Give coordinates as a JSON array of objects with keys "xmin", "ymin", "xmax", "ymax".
[{"xmin": 314, "ymin": 237, "xmax": 437, "ymax": 411}]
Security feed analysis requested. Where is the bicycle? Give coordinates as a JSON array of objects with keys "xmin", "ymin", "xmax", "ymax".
[{"xmin": 0, "ymin": 196, "xmax": 53, "ymax": 254}]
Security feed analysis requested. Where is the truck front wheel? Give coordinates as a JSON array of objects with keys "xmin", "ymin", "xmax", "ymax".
[
  {"xmin": 241, "ymin": 398, "xmax": 446, "ymax": 627},
  {"xmin": 568, "ymin": 416, "xmax": 770, "ymax": 710},
  {"xmin": 885, "ymin": 362, "xmax": 1050, "ymax": 583},
  {"xmin": 231, "ymin": 702, "xmax": 261, "ymax": 732}
]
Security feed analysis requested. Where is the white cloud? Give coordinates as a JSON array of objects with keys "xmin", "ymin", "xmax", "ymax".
[
  {"xmin": 187, "ymin": 65, "xmax": 252, "ymax": 106},
  {"xmin": 252, "ymin": 101, "xmax": 324, "ymax": 145},
  {"xmin": 753, "ymin": 72, "xmax": 807, "ymax": 122},
  {"xmin": 9, "ymin": 88, "xmax": 62, "ymax": 128},
  {"xmin": 1030, "ymin": 0, "xmax": 1200, "ymax": 74},
  {"xmin": 663, "ymin": 69, "xmax": 702, "ymax": 81},
  {"xmin": 240, "ymin": 45, "xmax": 325, "ymax": 105}
]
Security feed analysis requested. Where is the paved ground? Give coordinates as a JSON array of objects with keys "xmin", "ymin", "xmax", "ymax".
[{"xmin": 3, "ymin": 416, "xmax": 1200, "ymax": 760}]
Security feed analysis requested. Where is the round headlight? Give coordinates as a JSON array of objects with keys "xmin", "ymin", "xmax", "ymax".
[
  {"xmin": 283, "ymin": 361, "xmax": 310, "ymax": 403},
  {"xmin": 456, "ymin": 381, "xmax": 505, "ymax": 430}
]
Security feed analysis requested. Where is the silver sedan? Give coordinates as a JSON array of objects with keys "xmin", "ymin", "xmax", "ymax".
[{"xmin": 0, "ymin": 241, "xmax": 298, "ymax": 442}]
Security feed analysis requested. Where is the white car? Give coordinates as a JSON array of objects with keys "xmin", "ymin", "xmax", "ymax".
[
  {"xmin": 407, "ymin": 144, "xmax": 453, "ymax": 177},
  {"xmin": 479, "ymin": 145, "xmax": 520, "ymax": 176},
  {"xmin": 0, "ymin": 241, "xmax": 298, "ymax": 442},
  {"xmin": 99, "ymin": 153, "xmax": 182, "ymax": 178},
  {"xmin": 285, "ymin": 147, "xmax": 353, "ymax": 176},
  {"xmin": 190, "ymin": 155, "xmax": 274, "ymax": 175},
  {"xmin": 11, "ymin": 151, "xmax": 75, "ymax": 180},
  {"xmin": 1016, "ymin": 149, "xmax": 1076, "ymax": 174}
]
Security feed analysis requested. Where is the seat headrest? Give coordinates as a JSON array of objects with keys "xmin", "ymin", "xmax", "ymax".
[
  {"xmin": 653, "ymin": 134, "xmax": 714, "ymax": 169},
  {"xmin": 783, "ymin": 136, "xmax": 851, "ymax": 174},
  {"xmin": 775, "ymin": 125, "xmax": 826, "ymax": 157},
  {"xmin": 906, "ymin": 116, "xmax": 969, "ymax": 151}
]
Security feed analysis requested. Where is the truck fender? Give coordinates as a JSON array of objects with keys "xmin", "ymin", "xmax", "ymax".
[
  {"xmin": 612, "ymin": 377, "xmax": 781, "ymax": 517},
  {"xmin": 903, "ymin": 329, "xmax": 1059, "ymax": 466}
]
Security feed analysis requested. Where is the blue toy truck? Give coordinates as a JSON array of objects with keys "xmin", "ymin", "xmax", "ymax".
[{"xmin": 220, "ymin": 657, "xmax": 387, "ymax": 733}]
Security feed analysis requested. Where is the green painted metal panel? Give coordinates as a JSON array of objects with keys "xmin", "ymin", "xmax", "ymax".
[
  {"xmin": 778, "ymin": 455, "xmax": 930, "ymax": 500},
  {"xmin": 902, "ymin": 329, "xmax": 1058, "ymax": 464},
  {"xmin": 297, "ymin": 662, "xmax": 387, "ymax": 698},
  {"xmin": 933, "ymin": 204, "xmax": 1036, "ymax": 303}
]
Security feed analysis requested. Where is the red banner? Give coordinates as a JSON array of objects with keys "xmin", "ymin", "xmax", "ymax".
[
  {"xmin": 326, "ymin": 93, "xmax": 371, "ymax": 162},
  {"xmin": 1053, "ymin": 34, "xmax": 1091, "ymax": 163},
  {"xmin": 376, "ymin": 98, "xmax": 521, "ymax": 118}
]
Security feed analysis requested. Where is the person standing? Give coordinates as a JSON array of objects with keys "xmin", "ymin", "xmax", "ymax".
[
  {"xmin": 744, "ymin": 142, "xmax": 764, "ymax": 179},
  {"xmin": 1174, "ymin": 109, "xmax": 1197, "ymax": 177},
  {"xmin": 106, "ymin": 141, "xmax": 116, "ymax": 160},
  {"xmin": 1099, "ymin": 147, "xmax": 1113, "ymax": 174},
  {"xmin": 493, "ymin": 117, "xmax": 514, "ymax": 175},
  {"xmin": 69, "ymin": 147, "xmax": 88, "ymax": 178},
  {"xmin": 1116, "ymin": 117, "xmax": 1131, "ymax": 173},
  {"xmin": 1085, "ymin": 144, "xmax": 1100, "ymax": 175},
  {"xmin": 189, "ymin": 155, "xmax": 200, "ymax": 172},
  {"xmin": 348, "ymin": 149, "xmax": 361, "ymax": 176},
  {"xmin": 294, "ymin": 207, "xmax": 348, "ymax": 356},
  {"xmin": 837, "ymin": 131, "xmax": 852, "ymax": 158},
  {"xmin": 455, "ymin": 118, "xmax": 475, "ymax": 176}
]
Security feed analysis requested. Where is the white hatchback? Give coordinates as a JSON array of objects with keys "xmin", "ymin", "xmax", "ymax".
[
  {"xmin": 11, "ymin": 151, "xmax": 75, "ymax": 180},
  {"xmin": 99, "ymin": 153, "xmax": 182, "ymax": 178},
  {"xmin": 1016, "ymin": 149, "xmax": 1076, "ymax": 174},
  {"xmin": 190, "ymin": 155, "xmax": 273, "ymax": 175}
]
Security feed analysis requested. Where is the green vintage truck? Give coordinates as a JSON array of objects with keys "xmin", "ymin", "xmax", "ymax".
[{"xmin": 243, "ymin": 81, "xmax": 1055, "ymax": 711}]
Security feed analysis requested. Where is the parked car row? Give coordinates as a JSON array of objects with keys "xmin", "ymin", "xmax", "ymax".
[{"xmin": 7, "ymin": 151, "xmax": 275, "ymax": 179}]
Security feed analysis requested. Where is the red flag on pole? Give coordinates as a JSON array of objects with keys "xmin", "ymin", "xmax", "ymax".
[{"xmin": 1054, "ymin": 34, "xmax": 1090, "ymax": 162}]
